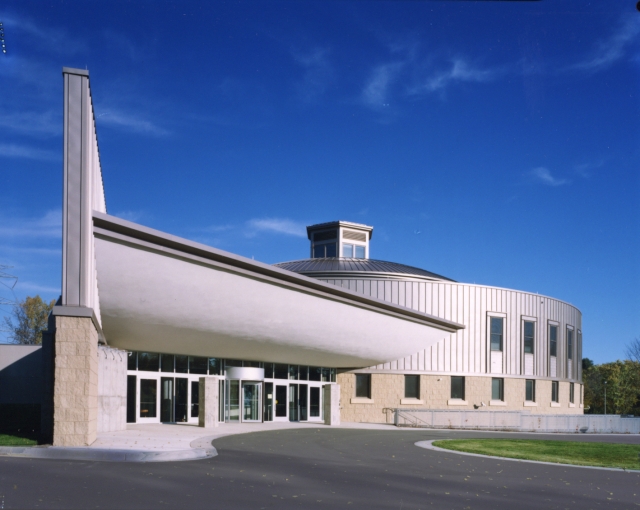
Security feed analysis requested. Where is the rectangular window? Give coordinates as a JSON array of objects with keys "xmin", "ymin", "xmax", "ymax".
[
  {"xmin": 313, "ymin": 243, "xmax": 336, "ymax": 258},
  {"xmin": 490, "ymin": 317, "xmax": 503, "ymax": 351},
  {"xmin": 342, "ymin": 243, "xmax": 354, "ymax": 257},
  {"xmin": 451, "ymin": 376, "xmax": 465, "ymax": 400},
  {"xmin": 274, "ymin": 363, "xmax": 288, "ymax": 380},
  {"xmin": 551, "ymin": 381, "xmax": 559, "ymax": 403},
  {"xmin": 191, "ymin": 381, "xmax": 199, "ymax": 418},
  {"xmin": 264, "ymin": 363, "xmax": 273, "ymax": 379},
  {"xmin": 313, "ymin": 245, "xmax": 324, "ymax": 258},
  {"xmin": 127, "ymin": 351, "xmax": 137, "ymax": 371},
  {"xmin": 355, "ymin": 245, "xmax": 365, "ymax": 259},
  {"xmin": 491, "ymin": 378, "xmax": 504, "ymax": 401},
  {"xmin": 189, "ymin": 356, "xmax": 208, "ymax": 375},
  {"xmin": 569, "ymin": 382, "xmax": 574, "ymax": 404},
  {"xmin": 140, "ymin": 379, "xmax": 157, "ymax": 418},
  {"xmin": 288, "ymin": 365, "xmax": 299, "ymax": 380},
  {"xmin": 355, "ymin": 374, "xmax": 371, "ymax": 398},
  {"xmin": 308, "ymin": 366, "xmax": 321, "ymax": 381},
  {"xmin": 321, "ymin": 367, "xmax": 331, "ymax": 382},
  {"xmin": 567, "ymin": 328, "xmax": 573, "ymax": 360},
  {"xmin": 208, "ymin": 358, "xmax": 222, "ymax": 376},
  {"xmin": 175, "ymin": 355, "xmax": 188, "ymax": 373},
  {"xmin": 299, "ymin": 365, "xmax": 308, "ymax": 381},
  {"xmin": 525, "ymin": 379, "xmax": 535, "ymax": 402},
  {"xmin": 404, "ymin": 375, "xmax": 420, "ymax": 399},
  {"xmin": 524, "ymin": 321, "xmax": 535, "ymax": 354},
  {"xmin": 549, "ymin": 325, "xmax": 558, "ymax": 357},
  {"xmin": 137, "ymin": 352, "xmax": 159, "ymax": 372},
  {"xmin": 160, "ymin": 354, "xmax": 174, "ymax": 373},
  {"xmin": 325, "ymin": 243, "xmax": 337, "ymax": 257}
]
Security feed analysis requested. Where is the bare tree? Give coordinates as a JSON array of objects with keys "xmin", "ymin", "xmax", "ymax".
[{"xmin": 625, "ymin": 337, "xmax": 640, "ymax": 363}]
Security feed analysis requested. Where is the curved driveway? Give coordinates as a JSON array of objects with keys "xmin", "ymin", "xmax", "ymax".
[{"xmin": 1, "ymin": 429, "xmax": 639, "ymax": 509}]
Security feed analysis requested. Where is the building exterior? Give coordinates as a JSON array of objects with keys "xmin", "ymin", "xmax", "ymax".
[{"xmin": 0, "ymin": 67, "xmax": 582, "ymax": 447}]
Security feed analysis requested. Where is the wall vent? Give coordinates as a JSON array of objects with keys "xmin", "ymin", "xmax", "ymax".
[
  {"xmin": 314, "ymin": 230, "xmax": 337, "ymax": 242},
  {"xmin": 342, "ymin": 230, "xmax": 367, "ymax": 242}
]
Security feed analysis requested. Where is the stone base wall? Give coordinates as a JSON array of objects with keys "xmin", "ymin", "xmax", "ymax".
[
  {"xmin": 52, "ymin": 316, "xmax": 98, "ymax": 446},
  {"xmin": 338, "ymin": 373, "xmax": 583, "ymax": 424}
]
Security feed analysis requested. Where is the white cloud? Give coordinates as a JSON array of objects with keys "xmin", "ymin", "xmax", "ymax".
[
  {"xmin": 412, "ymin": 59, "xmax": 499, "ymax": 94},
  {"xmin": 95, "ymin": 109, "xmax": 169, "ymax": 136},
  {"xmin": 574, "ymin": 160, "xmax": 605, "ymax": 178},
  {"xmin": 0, "ymin": 210, "xmax": 61, "ymax": 238},
  {"xmin": 292, "ymin": 47, "xmax": 335, "ymax": 102},
  {"xmin": 362, "ymin": 62, "xmax": 403, "ymax": 107},
  {"xmin": 0, "ymin": 111, "xmax": 60, "ymax": 136},
  {"xmin": 571, "ymin": 17, "xmax": 640, "ymax": 72},
  {"xmin": 0, "ymin": 143, "xmax": 58, "ymax": 161},
  {"xmin": 531, "ymin": 167, "xmax": 568, "ymax": 187},
  {"xmin": 245, "ymin": 218, "xmax": 306, "ymax": 238}
]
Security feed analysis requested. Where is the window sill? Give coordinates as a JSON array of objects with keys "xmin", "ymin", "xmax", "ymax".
[
  {"xmin": 400, "ymin": 398, "xmax": 424, "ymax": 405},
  {"xmin": 447, "ymin": 399, "xmax": 468, "ymax": 406},
  {"xmin": 489, "ymin": 400, "xmax": 506, "ymax": 406},
  {"xmin": 569, "ymin": 403, "xmax": 576, "ymax": 408},
  {"xmin": 550, "ymin": 402, "xmax": 561, "ymax": 408},
  {"xmin": 523, "ymin": 401, "xmax": 538, "ymax": 407},
  {"xmin": 351, "ymin": 397, "xmax": 374, "ymax": 404}
]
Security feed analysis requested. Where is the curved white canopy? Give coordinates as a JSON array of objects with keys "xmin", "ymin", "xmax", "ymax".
[{"xmin": 93, "ymin": 213, "xmax": 463, "ymax": 368}]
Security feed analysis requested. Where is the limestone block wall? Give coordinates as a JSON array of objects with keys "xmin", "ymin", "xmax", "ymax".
[
  {"xmin": 338, "ymin": 373, "xmax": 583, "ymax": 423},
  {"xmin": 97, "ymin": 346, "xmax": 127, "ymax": 433},
  {"xmin": 53, "ymin": 316, "xmax": 98, "ymax": 446}
]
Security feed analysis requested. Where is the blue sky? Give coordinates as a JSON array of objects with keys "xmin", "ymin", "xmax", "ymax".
[{"xmin": 0, "ymin": 1, "xmax": 638, "ymax": 363}]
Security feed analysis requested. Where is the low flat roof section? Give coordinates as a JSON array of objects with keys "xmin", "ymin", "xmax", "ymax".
[{"xmin": 92, "ymin": 212, "xmax": 463, "ymax": 368}]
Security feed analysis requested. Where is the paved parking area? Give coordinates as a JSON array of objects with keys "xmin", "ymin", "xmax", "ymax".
[{"xmin": 1, "ymin": 428, "xmax": 638, "ymax": 509}]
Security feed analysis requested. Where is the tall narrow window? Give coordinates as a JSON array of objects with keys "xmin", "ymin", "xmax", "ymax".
[
  {"xmin": 549, "ymin": 325, "xmax": 558, "ymax": 357},
  {"xmin": 451, "ymin": 376, "xmax": 465, "ymax": 400},
  {"xmin": 404, "ymin": 375, "xmax": 420, "ymax": 399},
  {"xmin": 491, "ymin": 378, "xmax": 504, "ymax": 401},
  {"xmin": 490, "ymin": 317, "xmax": 503, "ymax": 351},
  {"xmin": 525, "ymin": 379, "xmax": 535, "ymax": 402},
  {"xmin": 342, "ymin": 243, "xmax": 354, "ymax": 257},
  {"xmin": 355, "ymin": 374, "xmax": 371, "ymax": 398},
  {"xmin": 569, "ymin": 382, "xmax": 574, "ymax": 404},
  {"xmin": 524, "ymin": 321, "xmax": 535, "ymax": 354},
  {"xmin": 567, "ymin": 329, "xmax": 573, "ymax": 360},
  {"xmin": 551, "ymin": 381, "xmax": 559, "ymax": 403},
  {"xmin": 355, "ymin": 245, "xmax": 365, "ymax": 259}
]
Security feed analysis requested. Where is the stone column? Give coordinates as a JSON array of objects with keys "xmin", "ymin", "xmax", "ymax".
[
  {"xmin": 323, "ymin": 383, "xmax": 340, "ymax": 426},
  {"xmin": 199, "ymin": 377, "xmax": 219, "ymax": 428},
  {"xmin": 52, "ymin": 316, "xmax": 99, "ymax": 446}
]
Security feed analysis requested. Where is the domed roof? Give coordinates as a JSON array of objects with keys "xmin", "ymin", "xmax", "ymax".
[{"xmin": 274, "ymin": 258, "xmax": 455, "ymax": 282}]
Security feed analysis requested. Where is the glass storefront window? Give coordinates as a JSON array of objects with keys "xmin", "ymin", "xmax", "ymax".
[
  {"xmin": 160, "ymin": 354, "xmax": 174, "ymax": 372},
  {"xmin": 309, "ymin": 366, "xmax": 321, "ymax": 381},
  {"xmin": 127, "ymin": 351, "xmax": 137, "ymax": 370},
  {"xmin": 140, "ymin": 379, "xmax": 157, "ymax": 417},
  {"xmin": 244, "ymin": 360, "xmax": 261, "ymax": 368},
  {"xmin": 264, "ymin": 363, "xmax": 274, "ymax": 378},
  {"xmin": 330, "ymin": 368, "xmax": 336, "ymax": 382},
  {"xmin": 299, "ymin": 365, "xmax": 308, "ymax": 380},
  {"xmin": 191, "ymin": 381, "xmax": 199, "ymax": 418},
  {"xmin": 289, "ymin": 365, "xmax": 299, "ymax": 380},
  {"xmin": 321, "ymin": 368, "xmax": 330, "ymax": 382},
  {"xmin": 226, "ymin": 359, "xmax": 243, "ymax": 369},
  {"xmin": 208, "ymin": 358, "xmax": 222, "ymax": 375},
  {"xmin": 138, "ymin": 352, "xmax": 159, "ymax": 372},
  {"xmin": 274, "ymin": 363, "xmax": 288, "ymax": 379},
  {"xmin": 189, "ymin": 356, "xmax": 208, "ymax": 374},
  {"xmin": 175, "ymin": 355, "xmax": 188, "ymax": 373}
]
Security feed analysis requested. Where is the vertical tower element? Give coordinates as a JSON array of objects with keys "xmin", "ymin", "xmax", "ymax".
[
  {"xmin": 306, "ymin": 221, "xmax": 373, "ymax": 259},
  {"xmin": 44, "ymin": 68, "xmax": 108, "ymax": 446}
]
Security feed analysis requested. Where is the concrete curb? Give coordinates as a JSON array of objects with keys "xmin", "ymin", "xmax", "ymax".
[
  {"xmin": 415, "ymin": 439, "xmax": 639, "ymax": 473},
  {"xmin": 0, "ymin": 443, "xmax": 217, "ymax": 463}
]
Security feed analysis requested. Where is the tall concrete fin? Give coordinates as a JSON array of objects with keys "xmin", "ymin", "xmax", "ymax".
[{"xmin": 61, "ymin": 67, "xmax": 106, "ymax": 328}]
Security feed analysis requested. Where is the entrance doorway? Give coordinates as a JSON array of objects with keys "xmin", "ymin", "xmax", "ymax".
[
  {"xmin": 275, "ymin": 385, "xmax": 287, "ymax": 419},
  {"xmin": 243, "ymin": 382, "xmax": 261, "ymax": 422},
  {"xmin": 289, "ymin": 384, "xmax": 308, "ymax": 422},
  {"xmin": 160, "ymin": 377, "xmax": 189, "ymax": 423}
]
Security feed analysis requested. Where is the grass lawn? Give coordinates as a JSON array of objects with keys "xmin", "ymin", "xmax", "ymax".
[
  {"xmin": 432, "ymin": 439, "xmax": 640, "ymax": 470},
  {"xmin": 0, "ymin": 434, "xmax": 37, "ymax": 446}
]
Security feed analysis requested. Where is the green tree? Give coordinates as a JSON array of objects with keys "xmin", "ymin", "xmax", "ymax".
[
  {"xmin": 3, "ymin": 295, "xmax": 55, "ymax": 345},
  {"xmin": 584, "ymin": 360, "xmax": 640, "ymax": 416},
  {"xmin": 582, "ymin": 358, "xmax": 594, "ymax": 370}
]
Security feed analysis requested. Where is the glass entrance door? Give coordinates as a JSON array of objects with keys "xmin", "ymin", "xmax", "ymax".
[
  {"xmin": 242, "ymin": 382, "xmax": 261, "ymax": 422},
  {"xmin": 175, "ymin": 378, "xmax": 188, "ymax": 422},
  {"xmin": 289, "ymin": 384, "xmax": 309, "ymax": 422},
  {"xmin": 289, "ymin": 384, "xmax": 298, "ymax": 422},
  {"xmin": 275, "ymin": 385, "xmax": 287, "ymax": 419},
  {"xmin": 161, "ymin": 377, "xmax": 174, "ymax": 422}
]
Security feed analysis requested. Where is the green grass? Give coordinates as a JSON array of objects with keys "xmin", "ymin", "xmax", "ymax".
[
  {"xmin": 432, "ymin": 439, "xmax": 640, "ymax": 470},
  {"xmin": 0, "ymin": 434, "xmax": 37, "ymax": 446}
]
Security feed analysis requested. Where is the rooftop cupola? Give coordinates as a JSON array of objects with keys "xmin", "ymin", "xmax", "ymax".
[{"xmin": 306, "ymin": 221, "xmax": 373, "ymax": 259}]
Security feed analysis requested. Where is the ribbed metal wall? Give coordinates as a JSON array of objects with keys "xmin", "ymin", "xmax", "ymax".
[{"xmin": 319, "ymin": 279, "xmax": 582, "ymax": 382}]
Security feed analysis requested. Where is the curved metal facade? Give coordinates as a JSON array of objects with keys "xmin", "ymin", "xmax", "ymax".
[{"xmin": 284, "ymin": 271, "xmax": 582, "ymax": 383}]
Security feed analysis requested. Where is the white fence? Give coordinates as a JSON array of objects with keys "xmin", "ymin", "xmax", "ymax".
[{"xmin": 395, "ymin": 409, "xmax": 640, "ymax": 434}]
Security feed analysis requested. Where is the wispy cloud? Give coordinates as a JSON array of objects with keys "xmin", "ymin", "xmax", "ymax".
[
  {"xmin": 571, "ymin": 17, "xmax": 640, "ymax": 73},
  {"xmin": 0, "ymin": 210, "xmax": 61, "ymax": 239},
  {"xmin": 0, "ymin": 111, "xmax": 60, "ymax": 137},
  {"xmin": 3, "ymin": 14, "xmax": 87, "ymax": 55},
  {"xmin": 0, "ymin": 143, "xmax": 58, "ymax": 161},
  {"xmin": 574, "ymin": 160, "xmax": 605, "ymax": 178},
  {"xmin": 531, "ymin": 167, "xmax": 568, "ymax": 187},
  {"xmin": 411, "ymin": 59, "xmax": 500, "ymax": 94},
  {"xmin": 245, "ymin": 218, "xmax": 306, "ymax": 238},
  {"xmin": 112, "ymin": 210, "xmax": 148, "ymax": 224},
  {"xmin": 362, "ymin": 62, "xmax": 403, "ymax": 108},
  {"xmin": 292, "ymin": 47, "xmax": 335, "ymax": 102},
  {"xmin": 95, "ymin": 109, "xmax": 169, "ymax": 136}
]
